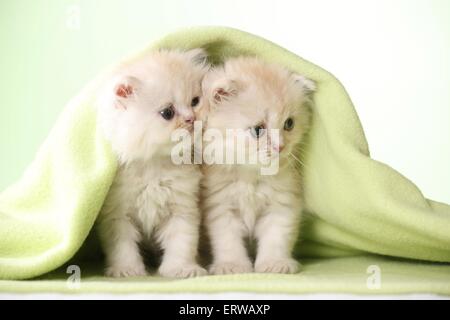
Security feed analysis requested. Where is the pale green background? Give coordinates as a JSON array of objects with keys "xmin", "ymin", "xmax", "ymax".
[{"xmin": 0, "ymin": 0, "xmax": 449, "ymax": 203}]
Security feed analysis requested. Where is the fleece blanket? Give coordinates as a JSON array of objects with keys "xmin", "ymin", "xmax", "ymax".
[{"xmin": 1, "ymin": 26, "xmax": 450, "ymax": 295}]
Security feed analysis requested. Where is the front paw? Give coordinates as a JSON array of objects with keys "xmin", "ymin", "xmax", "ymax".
[
  {"xmin": 254, "ymin": 258, "xmax": 301, "ymax": 274},
  {"xmin": 209, "ymin": 261, "xmax": 254, "ymax": 275},
  {"xmin": 158, "ymin": 263, "xmax": 207, "ymax": 278},
  {"xmin": 105, "ymin": 263, "xmax": 148, "ymax": 278}
]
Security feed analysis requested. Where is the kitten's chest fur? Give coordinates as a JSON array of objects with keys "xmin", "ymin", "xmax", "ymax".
[
  {"xmin": 204, "ymin": 164, "xmax": 298, "ymax": 234},
  {"xmin": 109, "ymin": 159, "xmax": 200, "ymax": 234},
  {"xmin": 227, "ymin": 170, "xmax": 272, "ymax": 232}
]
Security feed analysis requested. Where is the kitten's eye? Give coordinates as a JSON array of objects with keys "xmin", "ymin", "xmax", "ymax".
[
  {"xmin": 284, "ymin": 118, "xmax": 294, "ymax": 131},
  {"xmin": 191, "ymin": 96, "xmax": 200, "ymax": 107},
  {"xmin": 250, "ymin": 124, "xmax": 266, "ymax": 139},
  {"xmin": 160, "ymin": 105, "xmax": 175, "ymax": 121}
]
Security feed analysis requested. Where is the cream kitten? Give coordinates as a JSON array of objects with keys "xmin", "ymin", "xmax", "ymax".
[
  {"xmin": 199, "ymin": 57, "xmax": 315, "ymax": 275},
  {"xmin": 96, "ymin": 49, "xmax": 209, "ymax": 278}
]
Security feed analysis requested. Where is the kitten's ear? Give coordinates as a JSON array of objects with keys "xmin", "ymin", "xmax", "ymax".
[
  {"xmin": 186, "ymin": 48, "xmax": 208, "ymax": 66},
  {"xmin": 292, "ymin": 74, "xmax": 316, "ymax": 95},
  {"xmin": 112, "ymin": 76, "xmax": 140, "ymax": 109},
  {"xmin": 211, "ymin": 79, "xmax": 239, "ymax": 104}
]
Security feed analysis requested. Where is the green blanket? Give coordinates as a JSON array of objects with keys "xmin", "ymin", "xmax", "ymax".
[{"xmin": 1, "ymin": 26, "xmax": 450, "ymax": 294}]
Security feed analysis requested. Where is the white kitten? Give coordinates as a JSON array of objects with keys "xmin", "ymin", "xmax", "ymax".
[
  {"xmin": 96, "ymin": 49, "xmax": 209, "ymax": 278},
  {"xmin": 200, "ymin": 57, "xmax": 315, "ymax": 275}
]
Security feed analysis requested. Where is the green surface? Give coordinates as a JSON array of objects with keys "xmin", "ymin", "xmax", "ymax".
[{"xmin": 2, "ymin": 255, "xmax": 450, "ymax": 295}]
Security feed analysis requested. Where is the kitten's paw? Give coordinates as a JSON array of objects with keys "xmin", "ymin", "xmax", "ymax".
[
  {"xmin": 105, "ymin": 263, "xmax": 147, "ymax": 278},
  {"xmin": 254, "ymin": 258, "xmax": 301, "ymax": 274},
  {"xmin": 158, "ymin": 264, "xmax": 207, "ymax": 278},
  {"xmin": 209, "ymin": 261, "xmax": 254, "ymax": 275}
]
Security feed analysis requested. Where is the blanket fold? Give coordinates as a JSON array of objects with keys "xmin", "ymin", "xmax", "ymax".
[{"xmin": 1, "ymin": 27, "xmax": 449, "ymax": 292}]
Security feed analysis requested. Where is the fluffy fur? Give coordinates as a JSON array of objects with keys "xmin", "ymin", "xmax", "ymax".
[
  {"xmin": 96, "ymin": 49, "xmax": 209, "ymax": 278},
  {"xmin": 199, "ymin": 56, "xmax": 315, "ymax": 274}
]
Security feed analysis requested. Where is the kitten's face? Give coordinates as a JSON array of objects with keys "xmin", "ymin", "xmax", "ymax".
[
  {"xmin": 99, "ymin": 49, "xmax": 209, "ymax": 163},
  {"xmin": 202, "ymin": 57, "xmax": 315, "ymax": 168}
]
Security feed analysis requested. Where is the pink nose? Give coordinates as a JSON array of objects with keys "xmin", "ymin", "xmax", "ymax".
[
  {"xmin": 273, "ymin": 145, "xmax": 284, "ymax": 153},
  {"xmin": 185, "ymin": 116, "xmax": 195, "ymax": 124}
]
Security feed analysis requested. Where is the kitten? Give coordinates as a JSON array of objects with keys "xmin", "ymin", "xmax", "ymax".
[
  {"xmin": 199, "ymin": 56, "xmax": 315, "ymax": 274},
  {"xmin": 96, "ymin": 49, "xmax": 209, "ymax": 278}
]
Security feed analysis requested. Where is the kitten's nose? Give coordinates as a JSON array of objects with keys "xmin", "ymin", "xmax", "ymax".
[
  {"xmin": 184, "ymin": 116, "xmax": 195, "ymax": 124},
  {"xmin": 273, "ymin": 144, "xmax": 284, "ymax": 153}
]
